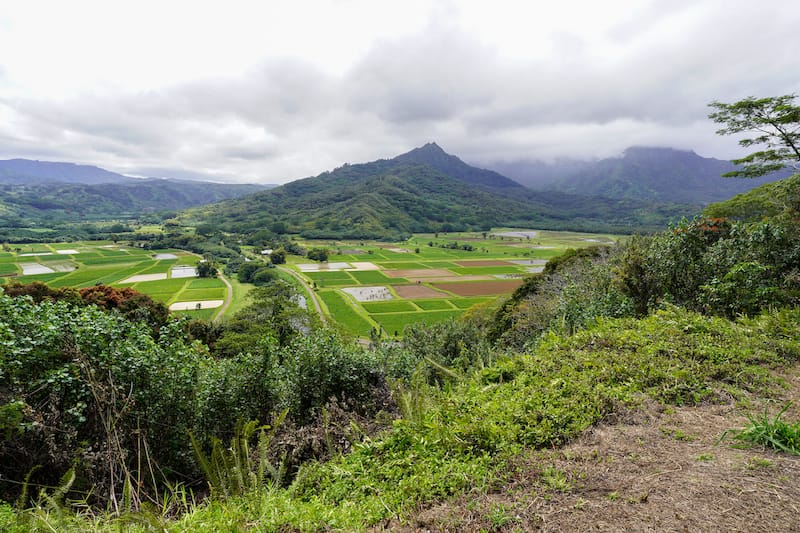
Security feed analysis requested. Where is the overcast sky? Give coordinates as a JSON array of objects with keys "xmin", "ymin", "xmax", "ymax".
[{"xmin": 0, "ymin": 0, "xmax": 798, "ymax": 183}]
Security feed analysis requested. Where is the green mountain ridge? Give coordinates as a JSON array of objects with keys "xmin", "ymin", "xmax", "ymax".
[
  {"xmin": 187, "ymin": 144, "xmax": 697, "ymax": 238},
  {"xmin": 0, "ymin": 179, "xmax": 267, "ymax": 227}
]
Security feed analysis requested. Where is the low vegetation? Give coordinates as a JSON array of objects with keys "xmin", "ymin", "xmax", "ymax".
[{"xmin": 0, "ymin": 94, "xmax": 799, "ymax": 530}]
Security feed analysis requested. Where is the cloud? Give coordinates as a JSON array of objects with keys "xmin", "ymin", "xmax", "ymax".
[{"xmin": 0, "ymin": 1, "xmax": 798, "ymax": 182}]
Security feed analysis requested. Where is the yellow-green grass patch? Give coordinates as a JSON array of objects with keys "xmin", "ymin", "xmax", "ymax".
[
  {"xmin": 449, "ymin": 266, "xmax": 525, "ymax": 276},
  {"xmin": 79, "ymin": 256, "xmax": 145, "ymax": 266},
  {"xmin": 187, "ymin": 277, "xmax": 226, "ymax": 289},
  {"xmin": 179, "ymin": 288, "xmax": 227, "ymax": 300},
  {"xmin": 378, "ymin": 262, "xmax": 428, "ymax": 270},
  {"xmin": 171, "ymin": 308, "xmax": 217, "ymax": 320},
  {"xmin": 175, "ymin": 254, "xmax": 200, "ymax": 266},
  {"xmin": 222, "ymin": 278, "xmax": 253, "ymax": 318},
  {"xmin": 319, "ymin": 290, "xmax": 374, "ymax": 337},
  {"xmin": 414, "ymin": 299, "xmax": 456, "ymax": 311},
  {"xmin": 373, "ymin": 310, "xmax": 462, "ymax": 337},
  {"xmin": 138, "ymin": 261, "xmax": 175, "ymax": 274},
  {"xmin": 0, "ymin": 263, "xmax": 19, "ymax": 275},
  {"xmin": 305, "ymin": 270, "xmax": 354, "ymax": 281},
  {"xmin": 47, "ymin": 267, "xmax": 125, "ymax": 287},
  {"xmin": 349, "ymin": 270, "xmax": 393, "ymax": 284},
  {"xmin": 129, "ymin": 278, "xmax": 190, "ymax": 294},
  {"xmin": 14, "ymin": 272, "xmax": 69, "ymax": 284},
  {"xmin": 14, "ymin": 244, "xmax": 52, "ymax": 253},
  {"xmin": 361, "ymin": 300, "xmax": 418, "ymax": 313},
  {"xmin": 450, "ymin": 297, "xmax": 495, "ymax": 309}
]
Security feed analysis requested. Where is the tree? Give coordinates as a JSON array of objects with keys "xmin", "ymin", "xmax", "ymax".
[
  {"xmin": 708, "ymin": 94, "xmax": 800, "ymax": 177},
  {"xmin": 270, "ymin": 248, "xmax": 286, "ymax": 265},
  {"xmin": 307, "ymin": 247, "xmax": 328, "ymax": 262},
  {"xmin": 197, "ymin": 260, "xmax": 218, "ymax": 278}
]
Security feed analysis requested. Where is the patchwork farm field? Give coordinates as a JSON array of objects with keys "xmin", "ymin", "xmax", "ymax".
[
  {"xmin": 0, "ymin": 242, "xmax": 227, "ymax": 319},
  {"xmin": 293, "ymin": 228, "xmax": 619, "ymax": 338},
  {"xmin": 0, "ymin": 228, "xmax": 617, "ymax": 334}
]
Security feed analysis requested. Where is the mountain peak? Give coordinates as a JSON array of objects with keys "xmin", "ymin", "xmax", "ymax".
[
  {"xmin": 420, "ymin": 141, "xmax": 444, "ymax": 152},
  {"xmin": 392, "ymin": 143, "xmax": 523, "ymax": 189}
]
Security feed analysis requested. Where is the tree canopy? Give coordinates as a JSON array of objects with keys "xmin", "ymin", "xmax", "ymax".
[{"xmin": 708, "ymin": 94, "xmax": 800, "ymax": 177}]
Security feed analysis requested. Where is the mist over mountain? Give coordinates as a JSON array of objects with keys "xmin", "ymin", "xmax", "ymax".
[{"xmin": 490, "ymin": 147, "xmax": 789, "ymax": 204}]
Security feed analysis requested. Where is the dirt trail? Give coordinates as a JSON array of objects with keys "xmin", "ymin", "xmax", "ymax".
[
  {"xmin": 213, "ymin": 272, "xmax": 233, "ymax": 322},
  {"xmin": 394, "ymin": 367, "xmax": 800, "ymax": 532}
]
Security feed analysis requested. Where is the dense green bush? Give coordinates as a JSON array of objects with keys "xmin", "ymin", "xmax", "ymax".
[
  {"xmin": 0, "ymin": 293, "xmax": 204, "ymax": 502},
  {"xmin": 491, "ymin": 214, "xmax": 800, "ymax": 348},
  {"xmin": 277, "ymin": 330, "xmax": 385, "ymax": 424},
  {"xmin": 491, "ymin": 246, "xmax": 633, "ymax": 349}
]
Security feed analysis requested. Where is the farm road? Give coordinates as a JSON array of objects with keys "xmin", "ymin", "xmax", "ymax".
[{"xmin": 213, "ymin": 272, "xmax": 233, "ymax": 322}]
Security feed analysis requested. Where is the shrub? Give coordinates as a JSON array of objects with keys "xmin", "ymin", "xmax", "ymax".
[{"xmin": 277, "ymin": 330, "xmax": 384, "ymax": 423}]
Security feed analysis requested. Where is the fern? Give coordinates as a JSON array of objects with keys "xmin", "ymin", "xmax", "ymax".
[{"xmin": 190, "ymin": 411, "xmax": 287, "ymax": 499}]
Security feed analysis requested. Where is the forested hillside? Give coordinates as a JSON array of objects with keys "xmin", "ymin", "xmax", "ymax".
[
  {"xmin": 0, "ymin": 179, "xmax": 266, "ymax": 227},
  {"xmin": 187, "ymin": 144, "xmax": 695, "ymax": 239}
]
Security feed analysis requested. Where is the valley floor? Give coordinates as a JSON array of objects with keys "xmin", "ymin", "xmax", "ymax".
[{"xmin": 394, "ymin": 367, "xmax": 800, "ymax": 532}]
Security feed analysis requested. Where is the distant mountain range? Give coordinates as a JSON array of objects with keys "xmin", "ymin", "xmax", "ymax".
[
  {"xmin": 4, "ymin": 144, "xmax": 788, "ymax": 238},
  {"xmin": 0, "ymin": 159, "xmax": 269, "ymax": 227},
  {"xmin": 0, "ymin": 158, "xmax": 130, "ymax": 185},
  {"xmin": 489, "ymin": 147, "xmax": 789, "ymax": 204},
  {"xmin": 186, "ymin": 143, "xmax": 696, "ymax": 239}
]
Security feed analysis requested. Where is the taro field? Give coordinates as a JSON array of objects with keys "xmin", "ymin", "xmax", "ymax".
[
  {"xmin": 292, "ymin": 228, "xmax": 618, "ymax": 338},
  {"xmin": 0, "ymin": 242, "xmax": 228, "ymax": 320}
]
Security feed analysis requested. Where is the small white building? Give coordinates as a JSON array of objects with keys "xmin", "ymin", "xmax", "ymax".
[{"xmin": 261, "ymin": 249, "xmax": 273, "ymax": 255}]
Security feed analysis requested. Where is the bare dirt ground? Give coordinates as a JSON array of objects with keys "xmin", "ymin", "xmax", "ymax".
[
  {"xmin": 168, "ymin": 299, "xmax": 224, "ymax": 311},
  {"xmin": 120, "ymin": 273, "xmax": 167, "ymax": 283},
  {"xmin": 393, "ymin": 285, "xmax": 448, "ymax": 298},
  {"xmin": 406, "ymin": 275, "xmax": 494, "ymax": 283},
  {"xmin": 392, "ymin": 367, "xmax": 800, "ymax": 532},
  {"xmin": 432, "ymin": 279, "xmax": 523, "ymax": 296}
]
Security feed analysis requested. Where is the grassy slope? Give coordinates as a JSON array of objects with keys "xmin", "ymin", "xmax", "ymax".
[
  {"xmin": 180, "ymin": 307, "xmax": 800, "ymax": 530},
  {"xmin": 6, "ymin": 306, "xmax": 798, "ymax": 531},
  {"xmin": 703, "ymin": 173, "xmax": 800, "ymax": 220}
]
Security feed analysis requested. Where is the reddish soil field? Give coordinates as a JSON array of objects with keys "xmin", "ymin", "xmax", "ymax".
[
  {"xmin": 406, "ymin": 275, "xmax": 493, "ymax": 283},
  {"xmin": 384, "ymin": 268, "xmax": 452, "ymax": 278},
  {"xmin": 454, "ymin": 260, "xmax": 512, "ymax": 267},
  {"xmin": 432, "ymin": 279, "xmax": 523, "ymax": 296},
  {"xmin": 392, "ymin": 284, "xmax": 448, "ymax": 298}
]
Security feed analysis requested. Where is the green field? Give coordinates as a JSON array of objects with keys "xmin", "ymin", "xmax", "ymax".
[
  {"xmin": 414, "ymin": 299, "xmax": 456, "ymax": 311},
  {"xmin": 294, "ymin": 228, "xmax": 619, "ymax": 338},
  {"xmin": 361, "ymin": 300, "xmax": 418, "ymax": 313},
  {"xmin": 373, "ymin": 310, "xmax": 463, "ymax": 336},
  {"xmin": 319, "ymin": 290, "xmax": 374, "ymax": 337},
  {"xmin": 1, "ymin": 229, "xmax": 617, "ymax": 332},
  {"xmin": 1, "ymin": 243, "xmax": 228, "ymax": 319}
]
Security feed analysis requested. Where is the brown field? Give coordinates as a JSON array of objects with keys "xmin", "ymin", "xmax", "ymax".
[
  {"xmin": 392, "ymin": 284, "xmax": 448, "ymax": 298},
  {"xmin": 432, "ymin": 280, "xmax": 523, "ymax": 296},
  {"xmin": 406, "ymin": 275, "xmax": 493, "ymax": 283},
  {"xmin": 384, "ymin": 268, "xmax": 452, "ymax": 278},
  {"xmin": 454, "ymin": 260, "xmax": 512, "ymax": 267}
]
